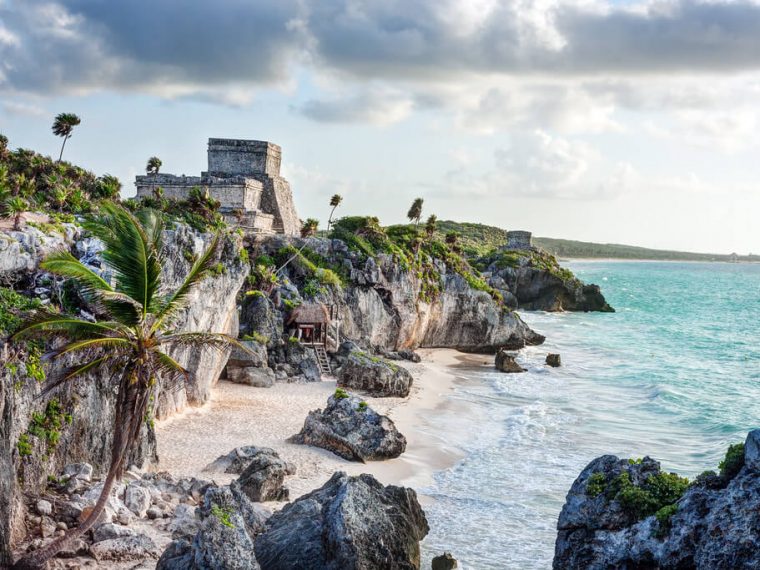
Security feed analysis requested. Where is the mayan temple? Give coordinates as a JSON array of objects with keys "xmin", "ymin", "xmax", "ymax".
[{"xmin": 134, "ymin": 138, "xmax": 300, "ymax": 235}]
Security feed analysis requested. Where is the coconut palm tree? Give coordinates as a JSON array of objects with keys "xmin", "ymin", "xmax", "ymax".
[
  {"xmin": 10, "ymin": 202, "xmax": 244, "ymax": 569},
  {"xmin": 52, "ymin": 113, "xmax": 81, "ymax": 162},
  {"xmin": 407, "ymin": 198, "xmax": 424, "ymax": 227},
  {"xmin": 326, "ymin": 194, "xmax": 343, "ymax": 232},
  {"xmin": 146, "ymin": 156, "xmax": 162, "ymax": 175}
]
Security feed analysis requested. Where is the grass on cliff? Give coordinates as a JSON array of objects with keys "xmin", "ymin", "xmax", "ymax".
[{"xmin": 329, "ymin": 216, "xmax": 504, "ymax": 305}]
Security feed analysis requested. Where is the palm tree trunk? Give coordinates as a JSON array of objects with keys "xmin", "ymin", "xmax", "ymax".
[
  {"xmin": 13, "ymin": 212, "xmax": 21, "ymax": 231},
  {"xmin": 12, "ymin": 374, "xmax": 147, "ymax": 570},
  {"xmin": 327, "ymin": 205, "xmax": 337, "ymax": 233},
  {"xmin": 57, "ymin": 135, "xmax": 69, "ymax": 163}
]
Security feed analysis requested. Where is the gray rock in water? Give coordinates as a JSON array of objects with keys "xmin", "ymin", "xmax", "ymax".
[
  {"xmin": 254, "ymin": 471, "xmax": 429, "ymax": 570},
  {"xmin": 89, "ymin": 533, "xmax": 159, "ymax": 562},
  {"xmin": 233, "ymin": 449, "xmax": 291, "ymax": 502},
  {"xmin": 495, "ymin": 350, "xmax": 526, "ymax": 373},
  {"xmin": 337, "ymin": 351, "xmax": 413, "ymax": 397},
  {"xmin": 289, "ymin": 394, "xmax": 406, "ymax": 462},
  {"xmin": 554, "ymin": 429, "xmax": 760, "ymax": 570},
  {"xmin": 545, "ymin": 353, "xmax": 561, "ymax": 367},
  {"xmin": 432, "ymin": 552, "xmax": 458, "ymax": 569}
]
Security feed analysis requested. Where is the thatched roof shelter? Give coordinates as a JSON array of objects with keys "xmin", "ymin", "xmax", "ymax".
[{"xmin": 287, "ymin": 303, "xmax": 331, "ymax": 325}]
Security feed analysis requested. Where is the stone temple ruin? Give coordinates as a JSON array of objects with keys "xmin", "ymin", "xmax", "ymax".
[
  {"xmin": 506, "ymin": 230, "xmax": 533, "ymax": 250},
  {"xmin": 134, "ymin": 138, "xmax": 300, "ymax": 235}
]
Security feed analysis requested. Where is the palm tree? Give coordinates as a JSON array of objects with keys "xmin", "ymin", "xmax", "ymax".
[
  {"xmin": 425, "ymin": 214, "xmax": 437, "ymax": 239},
  {"xmin": 4, "ymin": 196, "xmax": 27, "ymax": 230},
  {"xmin": 11, "ymin": 202, "xmax": 244, "ymax": 569},
  {"xmin": 0, "ymin": 133, "xmax": 9, "ymax": 160},
  {"xmin": 407, "ymin": 198, "xmax": 424, "ymax": 227},
  {"xmin": 146, "ymin": 156, "xmax": 162, "ymax": 175},
  {"xmin": 327, "ymin": 194, "xmax": 343, "ymax": 232},
  {"xmin": 301, "ymin": 217, "xmax": 319, "ymax": 238},
  {"xmin": 52, "ymin": 113, "xmax": 81, "ymax": 162}
]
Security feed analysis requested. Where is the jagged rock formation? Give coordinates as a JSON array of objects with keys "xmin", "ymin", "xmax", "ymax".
[
  {"xmin": 253, "ymin": 236, "xmax": 545, "ymax": 354},
  {"xmin": 289, "ymin": 394, "xmax": 406, "ymax": 462},
  {"xmin": 0, "ymin": 223, "xmax": 247, "ymax": 564},
  {"xmin": 480, "ymin": 248, "xmax": 614, "ymax": 312},
  {"xmin": 254, "ymin": 472, "xmax": 429, "ymax": 570},
  {"xmin": 554, "ymin": 430, "xmax": 760, "ymax": 570},
  {"xmin": 231, "ymin": 448, "xmax": 293, "ymax": 502},
  {"xmin": 204, "ymin": 445, "xmax": 295, "ymax": 476},
  {"xmin": 337, "ymin": 350, "xmax": 414, "ymax": 397},
  {"xmin": 495, "ymin": 350, "xmax": 527, "ymax": 373}
]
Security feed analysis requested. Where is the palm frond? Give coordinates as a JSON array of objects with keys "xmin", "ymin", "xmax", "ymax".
[
  {"xmin": 51, "ymin": 337, "xmax": 132, "ymax": 359},
  {"xmin": 150, "ymin": 350, "xmax": 188, "ymax": 384},
  {"xmin": 39, "ymin": 354, "xmax": 124, "ymax": 397},
  {"xmin": 40, "ymin": 250, "xmax": 113, "ymax": 296},
  {"xmin": 12, "ymin": 312, "xmax": 128, "ymax": 341},
  {"xmin": 135, "ymin": 208, "xmax": 164, "ymax": 253},
  {"xmin": 158, "ymin": 332, "xmax": 249, "ymax": 354},
  {"xmin": 84, "ymin": 202, "xmax": 162, "ymax": 318},
  {"xmin": 152, "ymin": 233, "xmax": 221, "ymax": 331}
]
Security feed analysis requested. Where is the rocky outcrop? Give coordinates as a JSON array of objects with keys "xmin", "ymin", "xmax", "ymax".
[
  {"xmin": 259, "ymin": 236, "xmax": 545, "ymax": 353},
  {"xmin": 289, "ymin": 394, "xmax": 406, "ymax": 462},
  {"xmin": 432, "ymin": 552, "xmax": 459, "ymax": 570},
  {"xmin": 254, "ymin": 471, "xmax": 429, "ymax": 569},
  {"xmin": 495, "ymin": 350, "xmax": 526, "ymax": 373},
  {"xmin": 231, "ymin": 448, "xmax": 293, "ymax": 502},
  {"xmin": 0, "ymin": 223, "xmax": 247, "ymax": 563},
  {"xmin": 480, "ymin": 249, "xmax": 614, "ymax": 312},
  {"xmin": 554, "ymin": 430, "xmax": 760, "ymax": 570},
  {"xmin": 337, "ymin": 350, "xmax": 414, "ymax": 397},
  {"xmin": 204, "ymin": 445, "xmax": 294, "ymax": 476},
  {"xmin": 224, "ymin": 341, "xmax": 275, "ymax": 388},
  {"xmin": 158, "ymin": 484, "xmax": 269, "ymax": 570},
  {"xmin": 546, "ymin": 353, "xmax": 562, "ymax": 367}
]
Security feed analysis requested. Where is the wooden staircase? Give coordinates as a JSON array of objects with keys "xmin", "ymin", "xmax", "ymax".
[{"xmin": 312, "ymin": 346, "xmax": 331, "ymax": 376}]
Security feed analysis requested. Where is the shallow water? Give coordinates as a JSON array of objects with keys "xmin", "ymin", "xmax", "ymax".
[{"xmin": 419, "ymin": 261, "xmax": 760, "ymax": 569}]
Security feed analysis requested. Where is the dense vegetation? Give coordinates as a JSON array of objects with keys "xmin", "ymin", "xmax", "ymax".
[{"xmin": 329, "ymin": 216, "xmax": 504, "ymax": 305}]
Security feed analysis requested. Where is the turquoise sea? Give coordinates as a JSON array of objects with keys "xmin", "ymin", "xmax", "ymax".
[{"xmin": 419, "ymin": 261, "xmax": 760, "ymax": 569}]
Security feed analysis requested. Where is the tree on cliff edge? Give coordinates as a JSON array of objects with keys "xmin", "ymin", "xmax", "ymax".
[
  {"xmin": 11, "ymin": 202, "xmax": 244, "ymax": 570},
  {"xmin": 146, "ymin": 156, "xmax": 162, "ymax": 175},
  {"xmin": 327, "ymin": 193, "xmax": 343, "ymax": 232},
  {"xmin": 51, "ymin": 113, "xmax": 80, "ymax": 162},
  {"xmin": 407, "ymin": 197, "xmax": 424, "ymax": 227}
]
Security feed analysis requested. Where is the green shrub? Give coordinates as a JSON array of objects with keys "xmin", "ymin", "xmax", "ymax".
[
  {"xmin": 302, "ymin": 279, "xmax": 324, "ymax": 299},
  {"xmin": 17, "ymin": 434, "xmax": 32, "ymax": 457},
  {"xmin": 26, "ymin": 398, "xmax": 69, "ymax": 453},
  {"xmin": 608, "ymin": 469, "xmax": 689, "ymax": 522},
  {"xmin": 210, "ymin": 504, "xmax": 234, "ymax": 528},
  {"xmin": 209, "ymin": 262, "xmax": 226, "ymax": 276},
  {"xmin": 654, "ymin": 503, "xmax": 679, "ymax": 537},
  {"xmin": 242, "ymin": 332, "xmax": 269, "ymax": 344},
  {"xmin": 239, "ymin": 247, "xmax": 249, "ymax": 264},
  {"xmin": 283, "ymin": 299, "xmax": 301, "ymax": 312},
  {"xmin": 245, "ymin": 290, "xmax": 265, "ymax": 298},
  {"xmin": 334, "ymin": 388, "xmax": 349, "ymax": 400},
  {"xmin": 718, "ymin": 443, "xmax": 745, "ymax": 481},
  {"xmin": 586, "ymin": 472, "xmax": 607, "ymax": 497},
  {"xmin": 0, "ymin": 287, "xmax": 41, "ymax": 336},
  {"xmin": 288, "ymin": 336, "xmax": 300, "ymax": 344},
  {"xmin": 357, "ymin": 401, "xmax": 368, "ymax": 412}
]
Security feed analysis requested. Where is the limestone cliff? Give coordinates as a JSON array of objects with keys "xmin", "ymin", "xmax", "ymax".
[
  {"xmin": 0, "ymin": 223, "xmax": 247, "ymax": 564},
  {"xmin": 244, "ymin": 236, "xmax": 544, "ymax": 354},
  {"xmin": 553, "ymin": 430, "xmax": 760, "ymax": 569},
  {"xmin": 479, "ymin": 248, "xmax": 614, "ymax": 312}
]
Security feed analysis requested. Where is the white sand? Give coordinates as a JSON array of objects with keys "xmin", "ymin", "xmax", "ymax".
[{"xmin": 154, "ymin": 348, "xmax": 467, "ymax": 500}]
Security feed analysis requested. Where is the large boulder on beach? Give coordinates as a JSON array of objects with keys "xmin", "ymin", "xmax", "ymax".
[
  {"xmin": 204, "ymin": 445, "xmax": 295, "ymax": 476},
  {"xmin": 289, "ymin": 393, "xmax": 407, "ymax": 462},
  {"xmin": 495, "ymin": 350, "xmax": 526, "ymax": 373},
  {"xmin": 553, "ymin": 429, "xmax": 760, "ymax": 570},
  {"xmin": 337, "ymin": 350, "xmax": 413, "ymax": 397},
  {"xmin": 254, "ymin": 471, "xmax": 429, "ymax": 569},
  {"xmin": 157, "ymin": 484, "xmax": 270, "ymax": 570},
  {"xmin": 232, "ymin": 449, "xmax": 292, "ymax": 502}
]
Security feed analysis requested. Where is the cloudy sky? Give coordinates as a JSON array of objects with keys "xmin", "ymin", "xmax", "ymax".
[{"xmin": 1, "ymin": 0, "xmax": 760, "ymax": 253}]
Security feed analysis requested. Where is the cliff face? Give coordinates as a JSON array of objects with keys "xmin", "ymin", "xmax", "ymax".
[
  {"xmin": 554, "ymin": 430, "xmax": 760, "ymax": 570},
  {"xmin": 0, "ymin": 223, "xmax": 246, "ymax": 564},
  {"xmin": 253, "ymin": 237, "xmax": 544, "ymax": 353},
  {"xmin": 480, "ymin": 248, "xmax": 614, "ymax": 312}
]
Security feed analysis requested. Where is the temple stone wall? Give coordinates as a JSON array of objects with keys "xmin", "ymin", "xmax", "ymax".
[{"xmin": 506, "ymin": 230, "xmax": 533, "ymax": 250}]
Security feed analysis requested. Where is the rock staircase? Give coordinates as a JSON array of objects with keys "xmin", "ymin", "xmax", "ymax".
[{"xmin": 312, "ymin": 346, "xmax": 331, "ymax": 376}]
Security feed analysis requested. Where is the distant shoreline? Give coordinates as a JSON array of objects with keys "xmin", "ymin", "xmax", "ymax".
[{"xmin": 563, "ymin": 257, "xmax": 760, "ymax": 263}]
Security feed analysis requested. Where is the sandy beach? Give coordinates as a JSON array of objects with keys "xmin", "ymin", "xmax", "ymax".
[{"xmin": 154, "ymin": 348, "xmax": 471, "ymax": 501}]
